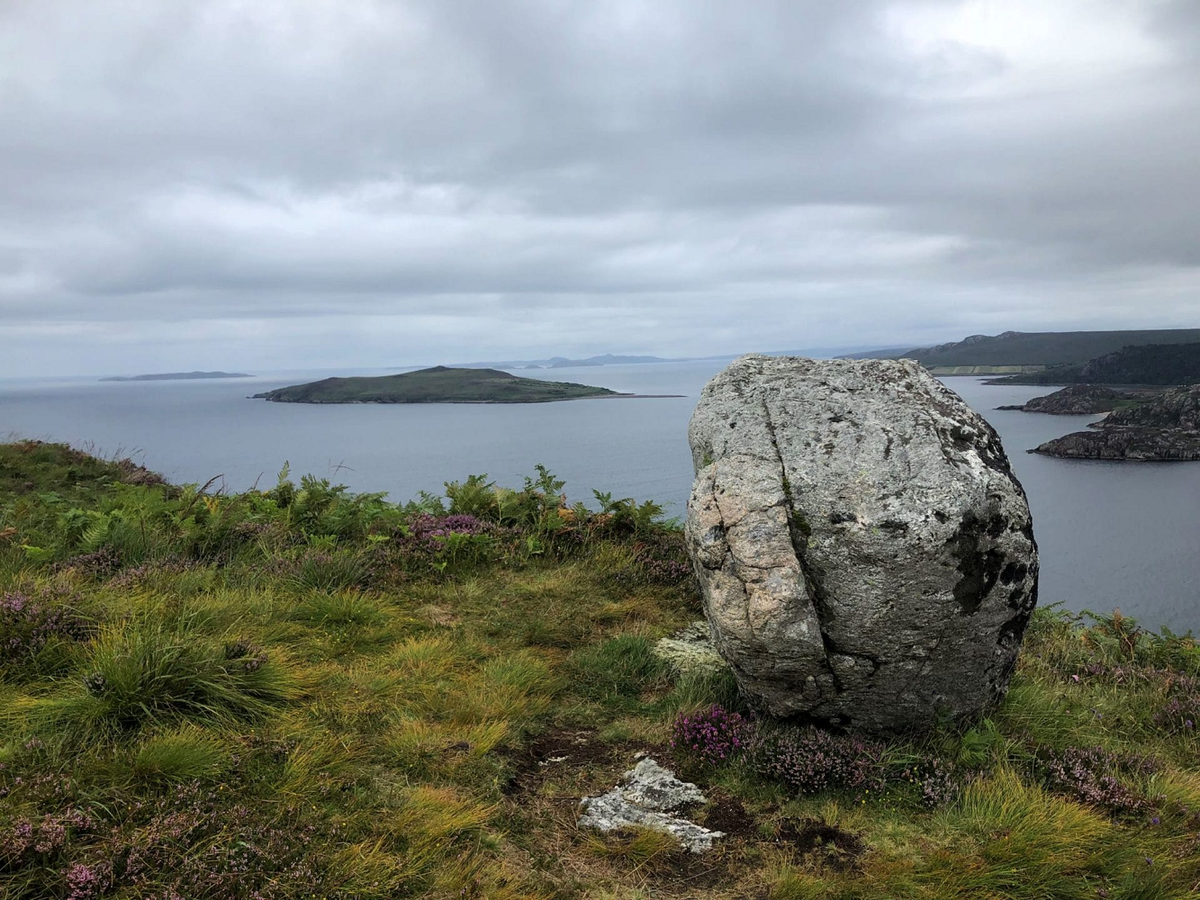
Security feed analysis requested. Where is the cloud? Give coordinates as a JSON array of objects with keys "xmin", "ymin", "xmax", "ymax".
[{"xmin": 1, "ymin": 0, "xmax": 1198, "ymax": 375}]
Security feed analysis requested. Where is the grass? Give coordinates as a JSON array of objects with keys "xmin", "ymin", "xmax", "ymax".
[{"xmin": 2, "ymin": 439, "xmax": 1200, "ymax": 899}]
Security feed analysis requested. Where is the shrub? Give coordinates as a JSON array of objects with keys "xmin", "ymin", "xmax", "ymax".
[
  {"xmin": 1, "ymin": 589, "xmax": 90, "ymax": 676},
  {"xmin": 101, "ymin": 783, "xmax": 326, "ymax": 899},
  {"xmin": 0, "ymin": 810, "xmax": 93, "ymax": 869},
  {"xmin": 900, "ymin": 754, "xmax": 963, "ymax": 808},
  {"xmin": 382, "ymin": 514, "xmax": 506, "ymax": 574},
  {"xmin": 1152, "ymin": 691, "xmax": 1200, "ymax": 734},
  {"xmin": 753, "ymin": 725, "xmax": 885, "ymax": 795},
  {"xmin": 609, "ymin": 529, "xmax": 696, "ymax": 591},
  {"xmin": 670, "ymin": 703, "xmax": 752, "ymax": 767},
  {"xmin": 1039, "ymin": 745, "xmax": 1157, "ymax": 815}
]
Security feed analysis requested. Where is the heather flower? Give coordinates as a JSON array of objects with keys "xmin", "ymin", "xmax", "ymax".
[
  {"xmin": 901, "ymin": 755, "xmax": 962, "ymax": 808},
  {"xmin": 1152, "ymin": 692, "xmax": 1200, "ymax": 734},
  {"xmin": 52, "ymin": 546, "xmax": 122, "ymax": 577},
  {"xmin": 0, "ymin": 811, "xmax": 92, "ymax": 866},
  {"xmin": 223, "ymin": 641, "xmax": 267, "ymax": 672},
  {"xmin": 1, "ymin": 589, "xmax": 90, "ymax": 668},
  {"xmin": 753, "ymin": 726, "xmax": 886, "ymax": 795},
  {"xmin": 671, "ymin": 704, "xmax": 752, "ymax": 767},
  {"xmin": 382, "ymin": 514, "xmax": 507, "ymax": 571},
  {"xmin": 109, "ymin": 557, "xmax": 201, "ymax": 588},
  {"xmin": 1040, "ymin": 745, "xmax": 1156, "ymax": 815},
  {"xmin": 65, "ymin": 862, "xmax": 111, "ymax": 900}
]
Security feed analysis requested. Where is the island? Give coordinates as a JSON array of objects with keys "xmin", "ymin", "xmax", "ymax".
[
  {"xmin": 996, "ymin": 384, "xmax": 1156, "ymax": 415},
  {"xmin": 1031, "ymin": 384, "xmax": 1200, "ymax": 460},
  {"xmin": 252, "ymin": 365, "xmax": 677, "ymax": 404},
  {"xmin": 101, "ymin": 371, "xmax": 251, "ymax": 382}
]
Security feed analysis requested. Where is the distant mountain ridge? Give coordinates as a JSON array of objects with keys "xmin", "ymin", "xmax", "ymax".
[
  {"xmin": 101, "ymin": 371, "xmax": 251, "ymax": 382},
  {"xmin": 450, "ymin": 353, "xmax": 678, "ymax": 369},
  {"xmin": 853, "ymin": 329, "xmax": 1200, "ymax": 371}
]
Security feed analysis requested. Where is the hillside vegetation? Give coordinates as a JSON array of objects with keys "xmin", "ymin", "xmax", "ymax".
[
  {"xmin": 254, "ymin": 366, "xmax": 619, "ymax": 404},
  {"xmin": 858, "ymin": 329, "xmax": 1200, "ymax": 369},
  {"xmin": 990, "ymin": 342, "xmax": 1200, "ymax": 386},
  {"xmin": 2, "ymin": 441, "xmax": 1200, "ymax": 899}
]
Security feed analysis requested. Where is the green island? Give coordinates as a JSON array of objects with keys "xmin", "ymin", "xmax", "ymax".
[
  {"xmin": 253, "ymin": 366, "xmax": 629, "ymax": 404},
  {"xmin": 2, "ymin": 440, "xmax": 1200, "ymax": 899}
]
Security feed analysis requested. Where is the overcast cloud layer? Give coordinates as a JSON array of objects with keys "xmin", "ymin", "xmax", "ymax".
[{"xmin": 2, "ymin": 0, "xmax": 1199, "ymax": 376}]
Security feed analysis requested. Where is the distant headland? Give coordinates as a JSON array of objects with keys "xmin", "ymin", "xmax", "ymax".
[
  {"xmin": 101, "ymin": 371, "xmax": 251, "ymax": 382},
  {"xmin": 851, "ymin": 328, "xmax": 1200, "ymax": 376},
  {"xmin": 253, "ymin": 365, "xmax": 683, "ymax": 404}
]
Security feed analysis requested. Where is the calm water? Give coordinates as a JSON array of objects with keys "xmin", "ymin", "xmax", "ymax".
[{"xmin": 2, "ymin": 363, "xmax": 1198, "ymax": 630}]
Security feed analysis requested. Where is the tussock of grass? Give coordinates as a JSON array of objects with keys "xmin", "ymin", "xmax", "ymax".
[
  {"xmin": 132, "ymin": 725, "xmax": 231, "ymax": 782},
  {"xmin": 2, "ymin": 441, "xmax": 1199, "ymax": 899}
]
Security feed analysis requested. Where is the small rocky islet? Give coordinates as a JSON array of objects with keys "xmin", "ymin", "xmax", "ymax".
[
  {"xmin": 996, "ymin": 383, "xmax": 1150, "ymax": 415},
  {"xmin": 1031, "ymin": 383, "xmax": 1200, "ymax": 460}
]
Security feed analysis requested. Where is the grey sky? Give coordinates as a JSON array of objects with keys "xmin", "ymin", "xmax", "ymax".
[{"xmin": 2, "ymin": 0, "xmax": 1198, "ymax": 376}]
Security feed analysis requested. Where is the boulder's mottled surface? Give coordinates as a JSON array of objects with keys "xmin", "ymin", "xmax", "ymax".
[
  {"xmin": 578, "ymin": 758, "xmax": 723, "ymax": 853},
  {"xmin": 685, "ymin": 355, "xmax": 1038, "ymax": 732}
]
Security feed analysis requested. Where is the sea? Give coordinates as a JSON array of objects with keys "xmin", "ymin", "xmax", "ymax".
[{"xmin": 2, "ymin": 361, "xmax": 1197, "ymax": 631}]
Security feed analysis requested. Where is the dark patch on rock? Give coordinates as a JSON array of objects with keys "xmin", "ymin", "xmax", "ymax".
[
  {"xmin": 1000, "ymin": 562, "xmax": 1028, "ymax": 585},
  {"xmin": 947, "ymin": 516, "xmax": 1007, "ymax": 614}
]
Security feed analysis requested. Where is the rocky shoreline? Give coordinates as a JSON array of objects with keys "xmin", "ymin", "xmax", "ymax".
[
  {"xmin": 996, "ymin": 384, "xmax": 1150, "ymax": 415},
  {"xmin": 1031, "ymin": 384, "xmax": 1200, "ymax": 460}
]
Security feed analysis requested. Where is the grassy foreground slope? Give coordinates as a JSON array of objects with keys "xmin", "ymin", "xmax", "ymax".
[
  {"xmin": 2, "ymin": 441, "xmax": 1200, "ymax": 899},
  {"xmin": 254, "ymin": 366, "xmax": 619, "ymax": 403}
]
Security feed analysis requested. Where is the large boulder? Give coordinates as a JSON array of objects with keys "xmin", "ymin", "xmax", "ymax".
[{"xmin": 685, "ymin": 355, "xmax": 1038, "ymax": 732}]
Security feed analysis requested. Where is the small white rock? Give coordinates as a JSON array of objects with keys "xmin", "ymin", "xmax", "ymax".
[{"xmin": 578, "ymin": 758, "xmax": 724, "ymax": 854}]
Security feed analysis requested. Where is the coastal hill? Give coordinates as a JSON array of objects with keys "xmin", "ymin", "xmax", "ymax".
[
  {"xmin": 989, "ymin": 341, "xmax": 1200, "ymax": 386},
  {"xmin": 253, "ymin": 365, "xmax": 622, "ymax": 403},
  {"xmin": 853, "ymin": 328, "xmax": 1200, "ymax": 375},
  {"xmin": 101, "ymin": 370, "xmax": 251, "ymax": 382},
  {"xmin": 1033, "ymin": 384, "xmax": 1200, "ymax": 460}
]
